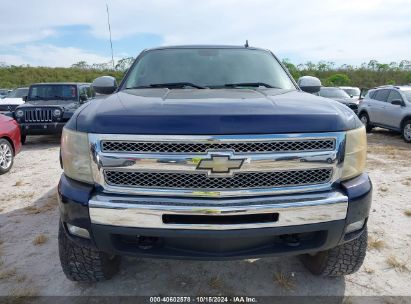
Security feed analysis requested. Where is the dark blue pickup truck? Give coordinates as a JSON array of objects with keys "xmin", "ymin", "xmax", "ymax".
[{"xmin": 58, "ymin": 45, "xmax": 372, "ymax": 282}]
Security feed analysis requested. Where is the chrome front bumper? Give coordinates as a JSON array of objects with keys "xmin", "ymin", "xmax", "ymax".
[{"xmin": 89, "ymin": 191, "xmax": 348, "ymax": 230}]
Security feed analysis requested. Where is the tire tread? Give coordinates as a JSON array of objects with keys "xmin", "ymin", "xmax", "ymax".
[
  {"xmin": 301, "ymin": 227, "xmax": 367, "ymax": 277},
  {"xmin": 58, "ymin": 222, "xmax": 120, "ymax": 282}
]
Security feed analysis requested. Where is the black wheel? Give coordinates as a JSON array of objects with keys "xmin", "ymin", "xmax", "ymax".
[
  {"xmin": 359, "ymin": 113, "xmax": 372, "ymax": 132},
  {"xmin": 0, "ymin": 138, "xmax": 14, "ymax": 175},
  {"xmin": 58, "ymin": 221, "xmax": 121, "ymax": 282},
  {"xmin": 21, "ymin": 134, "xmax": 26, "ymax": 145},
  {"xmin": 402, "ymin": 119, "xmax": 411, "ymax": 143},
  {"xmin": 300, "ymin": 226, "xmax": 367, "ymax": 276}
]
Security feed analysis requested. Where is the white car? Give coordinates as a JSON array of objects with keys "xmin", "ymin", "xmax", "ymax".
[
  {"xmin": 339, "ymin": 86, "xmax": 361, "ymax": 99},
  {"xmin": 0, "ymin": 87, "xmax": 29, "ymax": 113}
]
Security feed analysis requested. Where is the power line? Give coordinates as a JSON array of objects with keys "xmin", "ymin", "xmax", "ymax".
[{"xmin": 106, "ymin": 3, "xmax": 115, "ymax": 69}]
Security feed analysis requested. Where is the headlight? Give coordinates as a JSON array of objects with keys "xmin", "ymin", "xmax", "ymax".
[
  {"xmin": 341, "ymin": 126, "xmax": 367, "ymax": 181},
  {"xmin": 53, "ymin": 109, "xmax": 62, "ymax": 117},
  {"xmin": 61, "ymin": 128, "xmax": 93, "ymax": 184},
  {"xmin": 15, "ymin": 110, "xmax": 24, "ymax": 118}
]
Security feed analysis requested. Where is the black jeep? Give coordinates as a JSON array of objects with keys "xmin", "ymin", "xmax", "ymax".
[{"xmin": 14, "ymin": 83, "xmax": 95, "ymax": 143}]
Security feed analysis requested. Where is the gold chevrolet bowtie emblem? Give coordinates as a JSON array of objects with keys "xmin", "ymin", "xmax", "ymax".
[{"xmin": 196, "ymin": 154, "xmax": 245, "ymax": 175}]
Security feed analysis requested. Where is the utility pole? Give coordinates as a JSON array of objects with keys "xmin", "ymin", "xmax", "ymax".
[{"xmin": 106, "ymin": 3, "xmax": 115, "ymax": 69}]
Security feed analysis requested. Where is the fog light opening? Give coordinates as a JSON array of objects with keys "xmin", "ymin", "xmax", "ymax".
[
  {"xmin": 67, "ymin": 223, "xmax": 90, "ymax": 239},
  {"xmin": 345, "ymin": 219, "xmax": 365, "ymax": 234}
]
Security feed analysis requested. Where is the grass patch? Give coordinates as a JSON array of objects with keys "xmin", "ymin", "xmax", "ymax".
[
  {"xmin": 0, "ymin": 267, "xmax": 17, "ymax": 280},
  {"xmin": 16, "ymin": 275, "xmax": 26, "ymax": 283},
  {"xmin": 368, "ymin": 236, "xmax": 385, "ymax": 251},
  {"xmin": 22, "ymin": 206, "xmax": 41, "ymax": 215},
  {"xmin": 9, "ymin": 286, "xmax": 39, "ymax": 298},
  {"xmin": 22, "ymin": 195, "xmax": 57, "ymax": 215},
  {"xmin": 273, "ymin": 272, "xmax": 294, "ymax": 290},
  {"xmin": 208, "ymin": 275, "xmax": 225, "ymax": 289},
  {"xmin": 378, "ymin": 185, "xmax": 389, "ymax": 192},
  {"xmin": 386, "ymin": 255, "xmax": 409, "ymax": 272},
  {"xmin": 402, "ymin": 180, "xmax": 411, "ymax": 186},
  {"xmin": 13, "ymin": 180, "xmax": 24, "ymax": 187},
  {"xmin": 32, "ymin": 234, "xmax": 48, "ymax": 246}
]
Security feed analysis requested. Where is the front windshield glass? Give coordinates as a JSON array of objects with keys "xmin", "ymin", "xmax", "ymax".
[
  {"xmin": 319, "ymin": 88, "xmax": 350, "ymax": 98},
  {"xmin": 403, "ymin": 91, "xmax": 411, "ymax": 102},
  {"xmin": 123, "ymin": 48, "xmax": 296, "ymax": 90},
  {"xmin": 342, "ymin": 88, "xmax": 360, "ymax": 96},
  {"xmin": 7, "ymin": 88, "xmax": 28, "ymax": 98},
  {"xmin": 28, "ymin": 85, "xmax": 78, "ymax": 103}
]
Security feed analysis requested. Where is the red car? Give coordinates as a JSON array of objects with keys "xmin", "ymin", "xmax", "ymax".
[{"xmin": 0, "ymin": 114, "xmax": 21, "ymax": 174}]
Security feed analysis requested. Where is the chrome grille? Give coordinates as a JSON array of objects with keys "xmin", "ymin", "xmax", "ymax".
[
  {"xmin": 101, "ymin": 139, "xmax": 335, "ymax": 154},
  {"xmin": 104, "ymin": 168, "xmax": 333, "ymax": 190},
  {"xmin": 24, "ymin": 109, "xmax": 53, "ymax": 122}
]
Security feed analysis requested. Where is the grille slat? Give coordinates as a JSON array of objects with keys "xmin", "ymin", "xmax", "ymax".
[
  {"xmin": 104, "ymin": 169, "xmax": 333, "ymax": 190},
  {"xmin": 23, "ymin": 109, "xmax": 53, "ymax": 123},
  {"xmin": 101, "ymin": 139, "xmax": 335, "ymax": 154}
]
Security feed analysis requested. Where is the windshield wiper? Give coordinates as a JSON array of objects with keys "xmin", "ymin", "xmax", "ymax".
[
  {"xmin": 126, "ymin": 82, "xmax": 207, "ymax": 89},
  {"xmin": 223, "ymin": 82, "xmax": 275, "ymax": 88}
]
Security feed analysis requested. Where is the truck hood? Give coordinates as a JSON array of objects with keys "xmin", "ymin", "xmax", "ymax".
[
  {"xmin": 18, "ymin": 101, "xmax": 79, "ymax": 111},
  {"xmin": 72, "ymin": 88, "xmax": 361, "ymax": 134},
  {"xmin": 0, "ymin": 97, "xmax": 24, "ymax": 105}
]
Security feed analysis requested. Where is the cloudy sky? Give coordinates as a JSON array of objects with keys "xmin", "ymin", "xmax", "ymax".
[{"xmin": 0, "ymin": 0, "xmax": 410, "ymax": 67}]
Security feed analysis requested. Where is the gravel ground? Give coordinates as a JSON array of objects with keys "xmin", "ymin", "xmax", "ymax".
[{"xmin": 0, "ymin": 130, "xmax": 410, "ymax": 297}]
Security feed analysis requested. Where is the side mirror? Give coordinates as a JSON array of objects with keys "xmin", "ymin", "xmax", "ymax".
[
  {"xmin": 92, "ymin": 76, "xmax": 118, "ymax": 95},
  {"xmin": 22, "ymin": 96, "xmax": 27, "ymax": 102},
  {"xmin": 297, "ymin": 76, "xmax": 321, "ymax": 93},
  {"xmin": 391, "ymin": 99, "xmax": 404, "ymax": 106}
]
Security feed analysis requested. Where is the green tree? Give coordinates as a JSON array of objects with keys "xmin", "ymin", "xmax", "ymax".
[
  {"xmin": 326, "ymin": 73, "xmax": 351, "ymax": 86},
  {"xmin": 281, "ymin": 59, "xmax": 300, "ymax": 79}
]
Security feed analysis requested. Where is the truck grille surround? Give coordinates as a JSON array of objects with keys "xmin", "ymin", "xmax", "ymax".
[{"xmin": 89, "ymin": 133, "xmax": 345, "ymax": 198}]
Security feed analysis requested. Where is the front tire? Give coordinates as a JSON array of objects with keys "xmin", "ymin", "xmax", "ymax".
[
  {"xmin": 300, "ymin": 226, "xmax": 367, "ymax": 276},
  {"xmin": 0, "ymin": 138, "xmax": 14, "ymax": 175},
  {"xmin": 58, "ymin": 222, "xmax": 121, "ymax": 282},
  {"xmin": 402, "ymin": 119, "xmax": 411, "ymax": 143},
  {"xmin": 359, "ymin": 113, "xmax": 373, "ymax": 132}
]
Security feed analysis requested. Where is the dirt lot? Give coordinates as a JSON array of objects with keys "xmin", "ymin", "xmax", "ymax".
[{"xmin": 0, "ymin": 130, "xmax": 411, "ymax": 297}]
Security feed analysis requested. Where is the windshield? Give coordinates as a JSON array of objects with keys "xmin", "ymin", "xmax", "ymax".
[
  {"xmin": 319, "ymin": 88, "xmax": 350, "ymax": 98},
  {"xmin": 123, "ymin": 48, "xmax": 296, "ymax": 90},
  {"xmin": 28, "ymin": 85, "xmax": 78, "ymax": 104},
  {"xmin": 342, "ymin": 88, "xmax": 360, "ymax": 97},
  {"xmin": 403, "ymin": 91, "xmax": 411, "ymax": 102},
  {"xmin": 7, "ymin": 88, "xmax": 29, "ymax": 98}
]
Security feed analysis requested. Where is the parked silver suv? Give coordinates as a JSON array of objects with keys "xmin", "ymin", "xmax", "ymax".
[{"xmin": 358, "ymin": 85, "xmax": 411, "ymax": 142}]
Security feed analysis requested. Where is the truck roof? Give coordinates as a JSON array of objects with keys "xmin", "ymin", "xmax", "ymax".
[
  {"xmin": 145, "ymin": 45, "xmax": 269, "ymax": 52},
  {"xmin": 30, "ymin": 82, "xmax": 91, "ymax": 86}
]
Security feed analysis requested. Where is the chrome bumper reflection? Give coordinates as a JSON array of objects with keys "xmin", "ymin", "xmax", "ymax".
[{"xmin": 89, "ymin": 191, "xmax": 348, "ymax": 230}]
